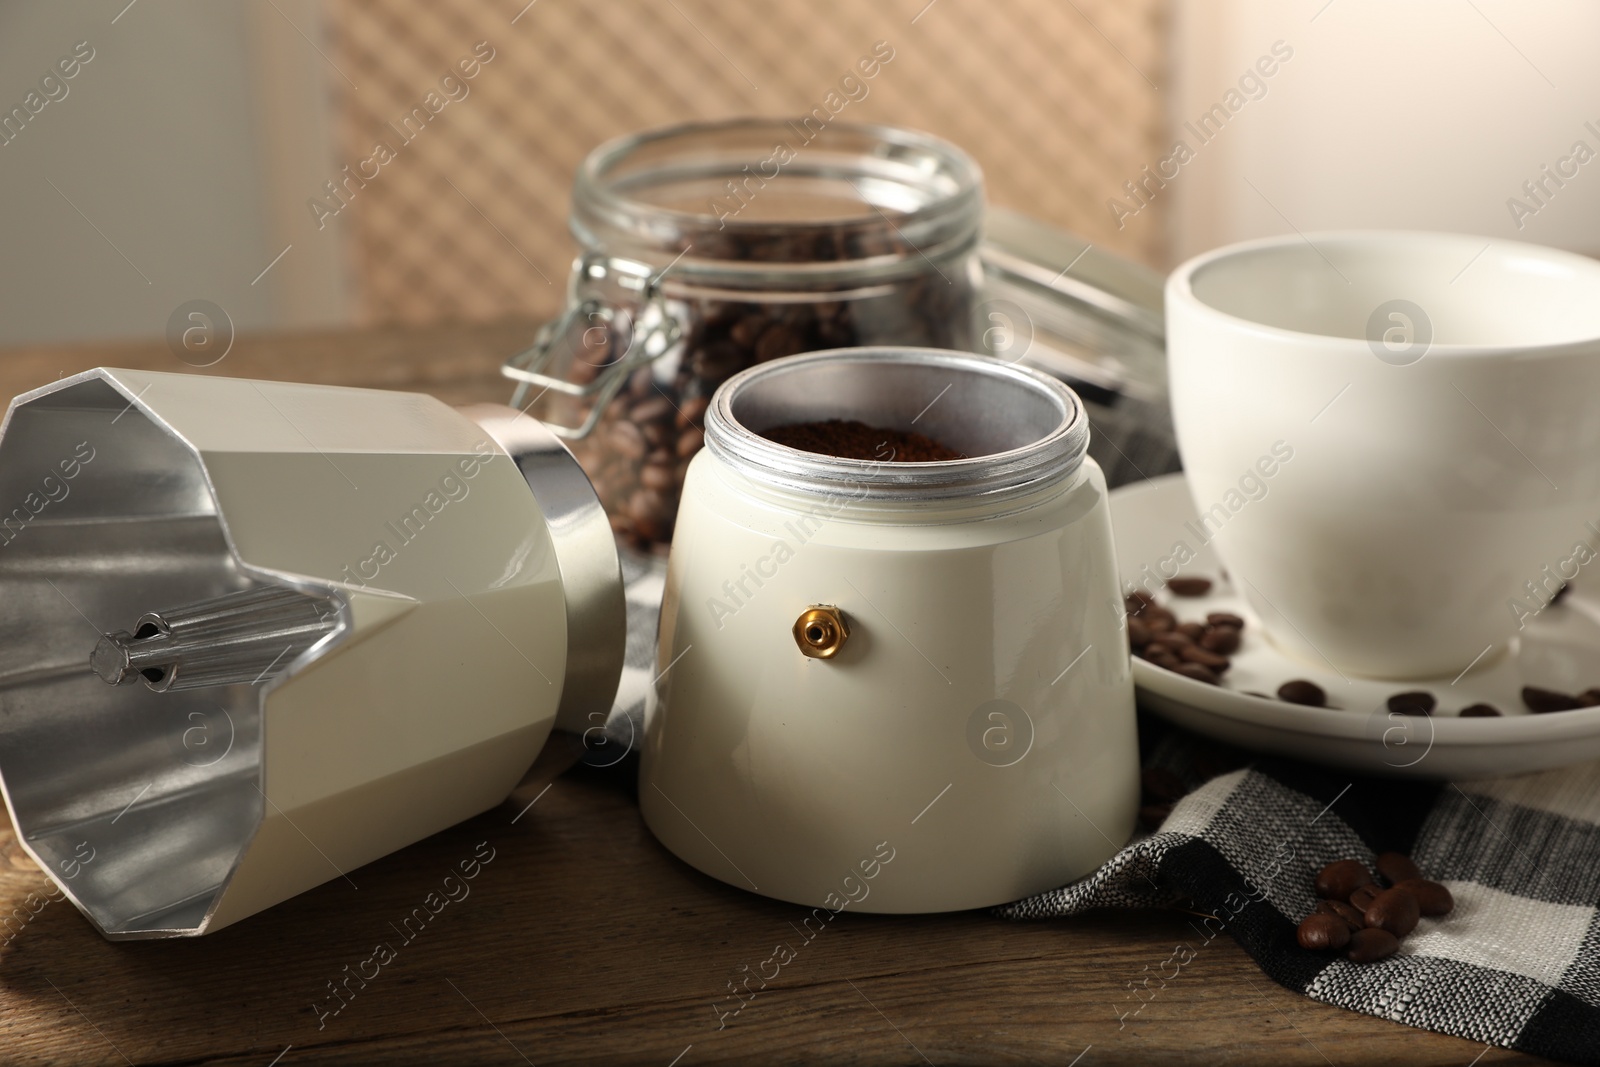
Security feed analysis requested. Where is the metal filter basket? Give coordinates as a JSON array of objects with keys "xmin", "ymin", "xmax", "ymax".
[{"xmin": 0, "ymin": 369, "xmax": 623, "ymax": 939}]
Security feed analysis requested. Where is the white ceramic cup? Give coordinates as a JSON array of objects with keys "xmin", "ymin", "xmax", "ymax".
[{"xmin": 1166, "ymin": 232, "xmax": 1600, "ymax": 680}]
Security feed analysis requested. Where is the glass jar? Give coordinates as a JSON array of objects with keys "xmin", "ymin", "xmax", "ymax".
[{"xmin": 503, "ymin": 118, "xmax": 984, "ymax": 551}]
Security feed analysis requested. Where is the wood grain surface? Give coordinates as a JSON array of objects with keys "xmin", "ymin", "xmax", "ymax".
[{"xmin": 0, "ymin": 328, "xmax": 1550, "ymax": 1066}]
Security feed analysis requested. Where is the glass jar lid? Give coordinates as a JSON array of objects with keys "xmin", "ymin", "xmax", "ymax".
[{"xmin": 571, "ymin": 118, "xmax": 984, "ymax": 279}]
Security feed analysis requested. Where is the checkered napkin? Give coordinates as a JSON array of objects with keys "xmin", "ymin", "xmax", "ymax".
[
  {"xmin": 997, "ymin": 722, "xmax": 1600, "ymax": 1064},
  {"xmin": 603, "ymin": 555, "xmax": 1600, "ymax": 1065}
]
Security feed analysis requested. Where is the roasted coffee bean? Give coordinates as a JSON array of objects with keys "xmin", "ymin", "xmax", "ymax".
[
  {"xmin": 1363, "ymin": 886, "xmax": 1421, "ymax": 937},
  {"xmin": 1314, "ymin": 859, "xmax": 1374, "ymax": 901},
  {"xmin": 1149, "ymin": 631, "xmax": 1194, "ymax": 650},
  {"xmin": 609, "ymin": 419, "xmax": 647, "ymax": 460},
  {"xmin": 675, "ymin": 396, "xmax": 709, "ymax": 430},
  {"xmin": 1200, "ymin": 627, "xmax": 1241, "ymax": 655},
  {"xmin": 639, "ymin": 462, "xmax": 675, "ymax": 491},
  {"xmin": 1394, "ymin": 878, "xmax": 1454, "ymax": 917},
  {"xmin": 1180, "ymin": 644, "xmax": 1231, "ymax": 672},
  {"xmin": 753, "ymin": 323, "xmax": 806, "ymax": 362},
  {"xmin": 1350, "ymin": 883, "xmax": 1384, "ymax": 912},
  {"xmin": 1174, "ymin": 662, "xmax": 1220, "ymax": 685},
  {"xmin": 1297, "ymin": 913, "xmax": 1351, "ymax": 951},
  {"xmin": 1177, "ymin": 621, "xmax": 1206, "ymax": 640},
  {"xmin": 1125, "ymin": 591, "xmax": 1155, "ymax": 615},
  {"xmin": 1581, "ymin": 689, "xmax": 1600, "ymax": 707},
  {"xmin": 729, "ymin": 315, "xmax": 764, "ymax": 348},
  {"xmin": 642, "ymin": 420, "xmax": 672, "ymax": 449},
  {"xmin": 1346, "ymin": 927, "xmax": 1400, "ymax": 964},
  {"xmin": 629, "ymin": 485, "xmax": 666, "ymax": 518},
  {"xmin": 1127, "ymin": 618, "xmax": 1152, "ymax": 649},
  {"xmin": 1278, "ymin": 680, "xmax": 1327, "ymax": 707},
  {"xmin": 1141, "ymin": 766, "xmax": 1188, "ymax": 803},
  {"xmin": 1386, "ymin": 691, "xmax": 1436, "ymax": 716},
  {"xmin": 1206, "ymin": 612, "xmax": 1246, "ymax": 629},
  {"xmin": 689, "ymin": 339, "xmax": 745, "ymax": 380},
  {"xmin": 1375, "ymin": 852, "xmax": 1422, "ymax": 887},
  {"xmin": 1523, "ymin": 686, "xmax": 1584, "ymax": 713},
  {"xmin": 1137, "ymin": 803, "xmax": 1172, "ymax": 831},
  {"xmin": 1167, "ymin": 576, "xmax": 1213, "ymax": 597},
  {"xmin": 630, "ymin": 396, "xmax": 674, "ymax": 425},
  {"xmin": 1316, "ymin": 899, "xmax": 1368, "ymax": 930},
  {"xmin": 1145, "ymin": 648, "xmax": 1182, "ymax": 671},
  {"xmin": 675, "ymin": 427, "xmax": 705, "ymax": 459},
  {"xmin": 1459, "ymin": 703, "xmax": 1502, "ymax": 717}
]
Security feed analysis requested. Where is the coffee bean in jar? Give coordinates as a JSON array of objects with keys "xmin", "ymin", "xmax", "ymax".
[{"xmin": 504, "ymin": 119, "xmax": 983, "ymax": 552}]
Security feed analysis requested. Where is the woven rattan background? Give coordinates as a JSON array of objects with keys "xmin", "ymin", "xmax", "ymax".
[{"xmin": 322, "ymin": 0, "xmax": 1167, "ymax": 326}]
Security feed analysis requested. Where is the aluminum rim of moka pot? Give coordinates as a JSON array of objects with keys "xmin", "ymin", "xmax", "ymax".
[
  {"xmin": 0, "ymin": 368, "xmax": 624, "ymax": 939},
  {"xmin": 458, "ymin": 403, "xmax": 626, "ymax": 731},
  {"xmin": 702, "ymin": 347, "xmax": 1091, "ymax": 503}
]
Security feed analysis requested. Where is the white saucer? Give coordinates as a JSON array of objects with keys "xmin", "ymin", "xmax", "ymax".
[{"xmin": 1110, "ymin": 473, "xmax": 1600, "ymax": 779}]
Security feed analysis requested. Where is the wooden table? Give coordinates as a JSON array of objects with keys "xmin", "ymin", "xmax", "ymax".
[{"xmin": 0, "ymin": 325, "xmax": 1547, "ymax": 1065}]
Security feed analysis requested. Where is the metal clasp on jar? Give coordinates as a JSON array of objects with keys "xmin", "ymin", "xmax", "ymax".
[{"xmin": 502, "ymin": 254, "xmax": 683, "ymax": 438}]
